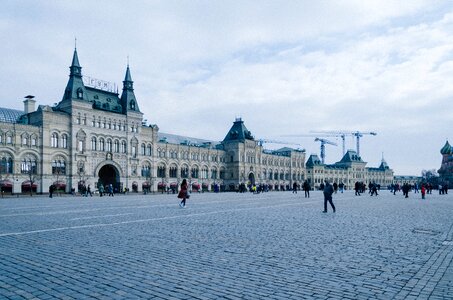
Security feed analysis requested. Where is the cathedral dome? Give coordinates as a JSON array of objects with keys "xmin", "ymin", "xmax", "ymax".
[{"xmin": 440, "ymin": 141, "xmax": 452, "ymax": 155}]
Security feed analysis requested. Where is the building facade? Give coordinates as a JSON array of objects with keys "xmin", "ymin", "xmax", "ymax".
[
  {"xmin": 0, "ymin": 49, "xmax": 308, "ymax": 194},
  {"xmin": 305, "ymin": 150, "xmax": 394, "ymax": 190}
]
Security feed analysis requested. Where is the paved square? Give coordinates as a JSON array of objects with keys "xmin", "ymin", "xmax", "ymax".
[{"xmin": 0, "ymin": 190, "xmax": 452, "ymax": 299}]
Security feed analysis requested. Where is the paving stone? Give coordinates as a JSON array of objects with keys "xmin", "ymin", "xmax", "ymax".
[{"xmin": 0, "ymin": 191, "xmax": 452, "ymax": 299}]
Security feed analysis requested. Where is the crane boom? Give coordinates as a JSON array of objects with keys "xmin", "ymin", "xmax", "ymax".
[
  {"xmin": 314, "ymin": 138, "xmax": 337, "ymax": 164},
  {"xmin": 257, "ymin": 139, "xmax": 301, "ymax": 147},
  {"xmin": 310, "ymin": 130, "xmax": 377, "ymax": 156}
]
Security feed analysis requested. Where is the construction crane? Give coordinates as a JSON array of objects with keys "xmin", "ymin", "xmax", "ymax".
[
  {"xmin": 310, "ymin": 131, "xmax": 377, "ymax": 156},
  {"xmin": 257, "ymin": 139, "xmax": 302, "ymax": 147},
  {"xmin": 314, "ymin": 138, "xmax": 337, "ymax": 164}
]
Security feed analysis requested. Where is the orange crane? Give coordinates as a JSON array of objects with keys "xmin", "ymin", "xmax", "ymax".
[{"xmin": 310, "ymin": 130, "xmax": 377, "ymax": 156}]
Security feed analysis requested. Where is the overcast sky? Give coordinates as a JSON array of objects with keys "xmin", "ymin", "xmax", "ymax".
[{"xmin": 1, "ymin": 1, "xmax": 452, "ymax": 175}]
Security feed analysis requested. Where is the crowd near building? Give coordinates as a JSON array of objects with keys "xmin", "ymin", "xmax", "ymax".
[{"xmin": 0, "ymin": 49, "xmax": 400, "ymax": 195}]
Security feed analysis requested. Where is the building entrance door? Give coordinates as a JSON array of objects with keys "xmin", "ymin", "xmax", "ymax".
[
  {"xmin": 248, "ymin": 173, "xmax": 255, "ymax": 185},
  {"xmin": 98, "ymin": 164, "xmax": 120, "ymax": 192}
]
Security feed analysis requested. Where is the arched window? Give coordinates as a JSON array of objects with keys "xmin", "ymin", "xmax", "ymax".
[
  {"xmin": 141, "ymin": 164, "xmax": 151, "ymax": 177},
  {"xmin": 180, "ymin": 166, "xmax": 189, "ymax": 178},
  {"xmin": 146, "ymin": 144, "xmax": 152, "ymax": 156},
  {"xmin": 191, "ymin": 166, "xmax": 199, "ymax": 178},
  {"xmin": 157, "ymin": 165, "xmax": 166, "ymax": 178},
  {"xmin": 169, "ymin": 165, "xmax": 177, "ymax": 178},
  {"xmin": 201, "ymin": 167, "xmax": 208, "ymax": 179},
  {"xmin": 61, "ymin": 134, "xmax": 68, "ymax": 148},
  {"xmin": 51, "ymin": 133, "xmax": 58, "ymax": 148},
  {"xmin": 211, "ymin": 168, "xmax": 217, "ymax": 179},
  {"xmin": 130, "ymin": 100, "xmax": 135, "ymax": 110},
  {"xmin": 31, "ymin": 136, "xmax": 37, "ymax": 146},
  {"xmin": 107, "ymin": 139, "xmax": 112, "ymax": 152},
  {"xmin": 91, "ymin": 137, "xmax": 97, "ymax": 150},
  {"xmin": 121, "ymin": 141, "xmax": 127, "ymax": 153},
  {"xmin": 1, "ymin": 156, "xmax": 13, "ymax": 174},
  {"xmin": 99, "ymin": 138, "xmax": 105, "ymax": 151},
  {"xmin": 52, "ymin": 158, "xmax": 66, "ymax": 175},
  {"xmin": 114, "ymin": 140, "xmax": 119, "ymax": 153},
  {"xmin": 141, "ymin": 144, "xmax": 146, "ymax": 156},
  {"xmin": 21, "ymin": 157, "xmax": 37, "ymax": 174},
  {"xmin": 76, "ymin": 88, "xmax": 83, "ymax": 99}
]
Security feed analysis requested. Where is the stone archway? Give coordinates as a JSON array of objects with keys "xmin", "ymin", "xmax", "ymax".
[
  {"xmin": 248, "ymin": 172, "xmax": 255, "ymax": 185},
  {"xmin": 98, "ymin": 164, "xmax": 120, "ymax": 192}
]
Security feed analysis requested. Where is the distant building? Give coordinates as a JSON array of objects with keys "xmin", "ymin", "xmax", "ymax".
[
  {"xmin": 305, "ymin": 150, "xmax": 394, "ymax": 190},
  {"xmin": 393, "ymin": 175, "xmax": 421, "ymax": 186},
  {"xmin": 439, "ymin": 140, "xmax": 453, "ymax": 186}
]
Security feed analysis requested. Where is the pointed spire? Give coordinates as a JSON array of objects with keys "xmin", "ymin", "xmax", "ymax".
[
  {"xmin": 71, "ymin": 48, "xmax": 81, "ymax": 68},
  {"xmin": 69, "ymin": 47, "xmax": 82, "ymax": 77},
  {"xmin": 124, "ymin": 65, "xmax": 133, "ymax": 82},
  {"xmin": 120, "ymin": 62, "xmax": 140, "ymax": 113}
]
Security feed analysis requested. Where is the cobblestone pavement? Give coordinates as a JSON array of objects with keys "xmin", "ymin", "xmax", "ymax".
[{"xmin": 0, "ymin": 190, "xmax": 452, "ymax": 299}]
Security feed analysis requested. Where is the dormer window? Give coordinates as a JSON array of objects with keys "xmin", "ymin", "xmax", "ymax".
[
  {"xmin": 76, "ymin": 88, "xmax": 83, "ymax": 99},
  {"xmin": 130, "ymin": 100, "xmax": 135, "ymax": 110}
]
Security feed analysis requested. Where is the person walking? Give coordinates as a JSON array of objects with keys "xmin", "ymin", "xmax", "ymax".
[
  {"xmin": 49, "ymin": 184, "xmax": 54, "ymax": 198},
  {"xmin": 178, "ymin": 179, "xmax": 190, "ymax": 208},
  {"xmin": 303, "ymin": 180, "xmax": 310, "ymax": 198},
  {"xmin": 355, "ymin": 181, "xmax": 361, "ymax": 196},
  {"xmin": 370, "ymin": 183, "xmax": 378, "ymax": 196},
  {"xmin": 421, "ymin": 184, "xmax": 426, "ymax": 199},
  {"xmin": 292, "ymin": 182, "xmax": 298, "ymax": 194},
  {"xmin": 87, "ymin": 185, "xmax": 93, "ymax": 197},
  {"xmin": 98, "ymin": 184, "xmax": 104, "ymax": 197},
  {"xmin": 323, "ymin": 181, "xmax": 335, "ymax": 213},
  {"xmin": 108, "ymin": 184, "xmax": 114, "ymax": 197}
]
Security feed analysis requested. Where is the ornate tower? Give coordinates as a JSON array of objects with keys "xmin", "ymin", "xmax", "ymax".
[{"xmin": 120, "ymin": 65, "xmax": 141, "ymax": 114}]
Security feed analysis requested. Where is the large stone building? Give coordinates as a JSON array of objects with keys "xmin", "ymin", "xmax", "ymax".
[
  {"xmin": 305, "ymin": 151, "xmax": 394, "ymax": 190},
  {"xmin": 0, "ymin": 49, "xmax": 309, "ymax": 194},
  {"xmin": 439, "ymin": 140, "xmax": 453, "ymax": 185}
]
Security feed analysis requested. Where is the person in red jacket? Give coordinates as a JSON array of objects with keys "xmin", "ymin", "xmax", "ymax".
[
  {"xmin": 421, "ymin": 184, "xmax": 426, "ymax": 200},
  {"xmin": 178, "ymin": 179, "xmax": 190, "ymax": 208}
]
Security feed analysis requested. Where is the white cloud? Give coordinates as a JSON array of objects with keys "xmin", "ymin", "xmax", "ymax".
[{"xmin": 0, "ymin": 1, "xmax": 452, "ymax": 174}]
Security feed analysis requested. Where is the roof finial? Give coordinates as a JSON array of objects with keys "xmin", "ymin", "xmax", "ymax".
[
  {"xmin": 75, "ymin": 37, "xmax": 77, "ymax": 50},
  {"xmin": 127, "ymin": 55, "xmax": 129, "ymax": 67}
]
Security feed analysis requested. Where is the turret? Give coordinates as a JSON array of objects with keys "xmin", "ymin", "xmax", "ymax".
[
  {"xmin": 61, "ymin": 48, "xmax": 87, "ymax": 101},
  {"xmin": 120, "ymin": 64, "xmax": 140, "ymax": 113}
]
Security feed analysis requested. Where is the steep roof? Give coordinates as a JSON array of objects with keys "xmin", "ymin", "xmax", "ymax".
[
  {"xmin": 306, "ymin": 154, "xmax": 322, "ymax": 167},
  {"xmin": 223, "ymin": 118, "xmax": 254, "ymax": 142},
  {"xmin": 338, "ymin": 150, "xmax": 364, "ymax": 163},
  {"xmin": 379, "ymin": 158, "xmax": 390, "ymax": 170},
  {"xmin": 86, "ymin": 87, "xmax": 123, "ymax": 114}
]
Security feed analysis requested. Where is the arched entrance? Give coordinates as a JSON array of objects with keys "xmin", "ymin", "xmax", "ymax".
[
  {"xmin": 98, "ymin": 164, "xmax": 120, "ymax": 192},
  {"xmin": 248, "ymin": 173, "xmax": 255, "ymax": 185}
]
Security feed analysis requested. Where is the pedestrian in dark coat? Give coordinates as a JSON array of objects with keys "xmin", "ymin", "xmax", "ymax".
[
  {"xmin": 303, "ymin": 180, "xmax": 310, "ymax": 198},
  {"xmin": 49, "ymin": 185, "xmax": 54, "ymax": 198},
  {"xmin": 323, "ymin": 181, "xmax": 336, "ymax": 213},
  {"xmin": 178, "ymin": 179, "xmax": 189, "ymax": 208}
]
